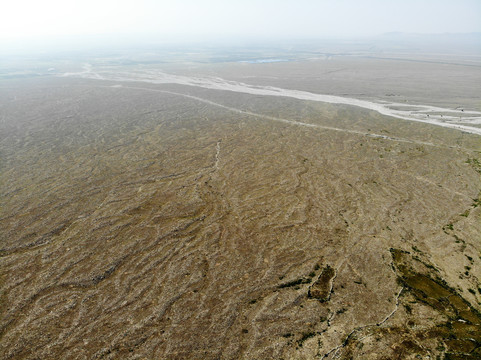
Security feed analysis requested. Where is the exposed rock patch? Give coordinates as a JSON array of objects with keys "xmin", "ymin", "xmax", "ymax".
[{"xmin": 308, "ymin": 265, "xmax": 335, "ymax": 302}]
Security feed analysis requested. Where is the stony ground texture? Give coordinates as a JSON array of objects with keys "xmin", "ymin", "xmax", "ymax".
[{"xmin": 1, "ymin": 71, "xmax": 480, "ymax": 359}]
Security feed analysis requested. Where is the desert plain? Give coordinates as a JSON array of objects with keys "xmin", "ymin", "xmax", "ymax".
[{"xmin": 1, "ymin": 46, "xmax": 481, "ymax": 359}]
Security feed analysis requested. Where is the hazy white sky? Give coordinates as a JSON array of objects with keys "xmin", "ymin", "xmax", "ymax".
[{"xmin": 1, "ymin": 0, "xmax": 480, "ymax": 41}]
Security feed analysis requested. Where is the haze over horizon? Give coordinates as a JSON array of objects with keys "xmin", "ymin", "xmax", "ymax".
[{"xmin": 1, "ymin": 0, "xmax": 480, "ymax": 47}]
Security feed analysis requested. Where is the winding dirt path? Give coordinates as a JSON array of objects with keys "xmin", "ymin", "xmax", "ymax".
[{"xmin": 98, "ymin": 85, "xmax": 458, "ymax": 149}]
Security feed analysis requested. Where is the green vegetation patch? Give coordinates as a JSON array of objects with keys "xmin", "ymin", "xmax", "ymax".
[
  {"xmin": 390, "ymin": 248, "xmax": 481, "ymax": 358},
  {"xmin": 466, "ymin": 158, "xmax": 481, "ymax": 174}
]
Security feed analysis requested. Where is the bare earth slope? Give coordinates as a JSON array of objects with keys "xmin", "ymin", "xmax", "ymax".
[{"xmin": 1, "ymin": 74, "xmax": 480, "ymax": 359}]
